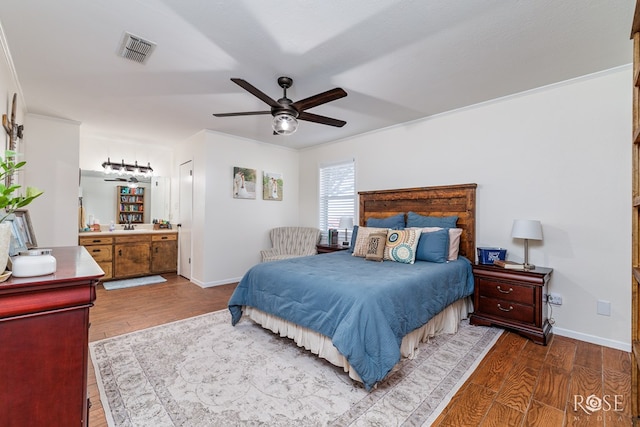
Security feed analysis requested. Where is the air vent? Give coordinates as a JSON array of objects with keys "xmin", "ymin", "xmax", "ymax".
[{"xmin": 117, "ymin": 32, "xmax": 156, "ymax": 64}]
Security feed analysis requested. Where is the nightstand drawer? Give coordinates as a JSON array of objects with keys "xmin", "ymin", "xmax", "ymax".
[
  {"xmin": 476, "ymin": 278, "xmax": 534, "ymax": 305},
  {"xmin": 477, "ymin": 296, "xmax": 535, "ymax": 324}
]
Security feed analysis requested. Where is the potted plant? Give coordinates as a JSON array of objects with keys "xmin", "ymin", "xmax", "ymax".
[{"xmin": 0, "ymin": 150, "xmax": 43, "ymax": 272}]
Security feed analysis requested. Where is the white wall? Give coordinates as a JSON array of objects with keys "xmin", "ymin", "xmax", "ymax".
[
  {"xmin": 23, "ymin": 114, "xmax": 80, "ymax": 247},
  {"xmin": 1, "ymin": 32, "xmax": 79, "ymax": 248},
  {"xmin": 299, "ymin": 67, "xmax": 632, "ymax": 351},
  {"xmin": 175, "ymin": 130, "xmax": 300, "ymax": 287},
  {"xmin": 0, "ymin": 39, "xmax": 21, "ymax": 134}
]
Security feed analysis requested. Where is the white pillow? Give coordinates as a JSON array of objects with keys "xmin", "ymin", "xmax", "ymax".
[{"xmin": 413, "ymin": 227, "xmax": 463, "ymax": 261}]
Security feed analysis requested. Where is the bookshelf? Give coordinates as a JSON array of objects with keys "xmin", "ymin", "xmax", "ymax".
[{"xmin": 117, "ymin": 186, "xmax": 145, "ymax": 224}]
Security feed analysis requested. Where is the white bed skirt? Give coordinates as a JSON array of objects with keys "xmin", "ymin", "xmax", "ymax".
[{"xmin": 243, "ymin": 296, "xmax": 474, "ymax": 385}]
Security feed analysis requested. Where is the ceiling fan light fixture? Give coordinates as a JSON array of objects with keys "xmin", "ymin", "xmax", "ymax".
[{"xmin": 272, "ymin": 113, "xmax": 298, "ymax": 135}]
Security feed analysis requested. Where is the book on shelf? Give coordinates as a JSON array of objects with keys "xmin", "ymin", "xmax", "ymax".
[{"xmin": 493, "ymin": 260, "xmax": 525, "ymax": 270}]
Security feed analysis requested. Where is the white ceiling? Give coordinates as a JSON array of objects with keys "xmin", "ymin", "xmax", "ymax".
[{"xmin": 0, "ymin": 0, "xmax": 634, "ymax": 149}]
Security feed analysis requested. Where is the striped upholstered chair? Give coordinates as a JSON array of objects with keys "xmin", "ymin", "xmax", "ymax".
[{"xmin": 260, "ymin": 227, "xmax": 321, "ymax": 262}]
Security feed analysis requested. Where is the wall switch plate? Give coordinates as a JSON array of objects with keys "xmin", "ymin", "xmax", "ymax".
[{"xmin": 597, "ymin": 300, "xmax": 611, "ymax": 316}]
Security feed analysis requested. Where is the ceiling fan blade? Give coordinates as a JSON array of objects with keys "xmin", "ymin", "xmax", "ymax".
[
  {"xmin": 292, "ymin": 88, "xmax": 347, "ymax": 111},
  {"xmin": 298, "ymin": 111, "xmax": 346, "ymax": 127},
  {"xmin": 231, "ymin": 78, "xmax": 279, "ymax": 108},
  {"xmin": 213, "ymin": 111, "xmax": 271, "ymax": 117}
]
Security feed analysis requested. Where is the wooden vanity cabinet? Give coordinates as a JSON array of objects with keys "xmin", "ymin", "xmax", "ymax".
[
  {"xmin": 114, "ymin": 234, "xmax": 151, "ymax": 278},
  {"xmin": 78, "ymin": 236, "xmax": 113, "ymax": 280},
  {"xmin": 151, "ymin": 233, "xmax": 178, "ymax": 273},
  {"xmin": 80, "ymin": 231, "xmax": 178, "ymax": 280}
]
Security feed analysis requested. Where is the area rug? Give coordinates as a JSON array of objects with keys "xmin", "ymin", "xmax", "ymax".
[
  {"xmin": 90, "ymin": 310, "xmax": 501, "ymax": 426},
  {"xmin": 102, "ymin": 275, "xmax": 167, "ymax": 290}
]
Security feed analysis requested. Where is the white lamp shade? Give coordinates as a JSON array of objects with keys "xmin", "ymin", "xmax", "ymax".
[
  {"xmin": 511, "ymin": 219, "xmax": 543, "ymax": 240},
  {"xmin": 338, "ymin": 217, "xmax": 354, "ymax": 229}
]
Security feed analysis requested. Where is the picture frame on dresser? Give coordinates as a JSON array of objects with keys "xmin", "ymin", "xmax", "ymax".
[
  {"xmin": 5, "ymin": 214, "xmax": 27, "ymax": 256},
  {"xmin": 13, "ymin": 209, "xmax": 37, "ymax": 248}
]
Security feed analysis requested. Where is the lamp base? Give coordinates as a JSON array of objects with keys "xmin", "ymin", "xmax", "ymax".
[{"xmin": 523, "ymin": 263, "xmax": 536, "ymax": 270}]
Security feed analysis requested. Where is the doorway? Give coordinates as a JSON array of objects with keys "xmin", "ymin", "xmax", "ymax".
[{"xmin": 178, "ymin": 161, "xmax": 193, "ymax": 279}]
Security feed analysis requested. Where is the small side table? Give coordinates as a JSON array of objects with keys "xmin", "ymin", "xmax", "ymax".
[
  {"xmin": 316, "ymin": 244, "xmax": 350, "ymax": 254},
  {"xmin": 470, "ymin": 263, "xmax": 553, "ymax": 345}
]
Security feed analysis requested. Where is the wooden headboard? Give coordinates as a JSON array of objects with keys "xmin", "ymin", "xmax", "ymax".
[{"xmin": 359, "ymin": 184, "xmax": 477, "ymax": 261}]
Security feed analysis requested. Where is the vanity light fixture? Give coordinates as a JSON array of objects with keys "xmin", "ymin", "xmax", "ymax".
[
  {"xmin": 101, "ymin": 158, "xmax": 153, "ymax": 176},
  {"xmin": 103, "ymin": 160, "xmax": 113, "ymax": 174}
]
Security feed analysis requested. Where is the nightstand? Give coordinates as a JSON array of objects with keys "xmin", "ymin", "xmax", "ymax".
[
  {"xmin": 470, "ymin": 263, "xmax": 553, "ymax": 345},
  {"xmin": 316, "ymin": 244, "xmax": 350, "ymax": 254}
]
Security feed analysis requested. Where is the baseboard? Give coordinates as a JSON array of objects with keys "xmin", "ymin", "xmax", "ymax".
[
  {"xmin": 192, "ymin": 276, "xmax": 242, "ymax": 288},
  {"xmin": 552, "ymin": 326, "xmax": 630, "ymax": 352}
]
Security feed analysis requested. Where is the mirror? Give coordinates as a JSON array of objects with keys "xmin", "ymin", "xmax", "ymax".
[{"xmin": 79, "ymin": 169, "xmax": 171, "ymax": 226}]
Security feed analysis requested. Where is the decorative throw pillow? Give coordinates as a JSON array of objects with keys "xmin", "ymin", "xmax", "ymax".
[
  {"xmin": 384, "ymin": 228, "xmax": 421, "ymax": 264},
  {"xmin": 366, "ymin": 213, "xmax": 405, "ymax": 229},
  {"xmin": 365, "ymin": 232, "xmax": 387, "ymax": 262},
  {"xmin": 406, "ymin": 211, "xmax": 458, "ymax": 228},
  {"xmin": 420, "ymin": 227, "xmax": 463, "ymax": 260},
  {"xmin": 415, "ymin": 228, "xmax": 450, "ymax": 263},
  {"xmin": 349, "ymin": 225, "xmax": 359, "ymax": 253},
  {"xmin": 352, "ymin": 227, "xmax": 389, "ymax": 257}
]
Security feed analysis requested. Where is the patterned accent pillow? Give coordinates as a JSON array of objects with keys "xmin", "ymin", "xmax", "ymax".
[
  {"xmin": 384, "ymin": 229, "xmax": 422, "ymax": 264},
  {"xmin": 365, "ymin": 232, "xmax": 387, "ymax": 262},
  {"xmin": 352, "ymin": 227, "xmax": 389, "ymax": 257}
]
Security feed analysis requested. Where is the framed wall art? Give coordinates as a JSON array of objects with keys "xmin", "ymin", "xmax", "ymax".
[
  {"xmin": 263, "ymin": 172, "xmax": 282, "ymax": 201},
  {"xmin": 232, "ymin": 166, "xmax": 256, "ymax": 199}
]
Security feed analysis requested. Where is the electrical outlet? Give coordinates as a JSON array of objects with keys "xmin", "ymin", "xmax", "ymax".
[
  {"xmin": 597, "ymin": 300, "xmax": 611, "ymax": 316},
  {"xmin": 548, "ymin": 293, "xmax": 563, "ymax": 305}
]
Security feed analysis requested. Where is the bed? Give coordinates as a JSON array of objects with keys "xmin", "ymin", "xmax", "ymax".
[{"xmin": 228, "ymin": 183, "xmax": 477, "ymax": 390}]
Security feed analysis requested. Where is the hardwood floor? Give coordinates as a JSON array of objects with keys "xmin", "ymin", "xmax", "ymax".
[{"xmin": 88, "ymin": 276, "xmax": 634, "ymax": 426}]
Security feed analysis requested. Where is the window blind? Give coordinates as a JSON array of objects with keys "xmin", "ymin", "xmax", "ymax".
[{"xmin": 319, "ymin": 160, "xmax": 355, "ymax": 238}]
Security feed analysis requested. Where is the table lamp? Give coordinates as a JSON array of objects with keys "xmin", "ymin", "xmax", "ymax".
[
  {"xmin": 511, "ymin": 219, "xmax": 543, "ymax": 270},
  {"xmin": 338, "ymin": 217, "xmax": 354, "ymax": 246}
]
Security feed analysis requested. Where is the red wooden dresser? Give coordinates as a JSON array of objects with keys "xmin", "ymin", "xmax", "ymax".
[{"xmin": 0, "ymin": 246, "xmax": 104, "ymax": 427}]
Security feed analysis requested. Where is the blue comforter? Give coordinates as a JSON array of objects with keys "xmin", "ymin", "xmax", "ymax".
[{"xmin": 228, "ymin": 251, "xmax": 474, "ymax": 390}]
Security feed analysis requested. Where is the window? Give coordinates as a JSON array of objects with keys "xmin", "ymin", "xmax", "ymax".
[{"xmin": 319, "ymin": 159, "xmax": 355, "ymax": 240}]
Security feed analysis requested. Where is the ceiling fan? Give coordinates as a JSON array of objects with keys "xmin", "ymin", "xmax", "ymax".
[{"xmin": 213, "ymin": 77, "xmax": 347, "ymax": 135}]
